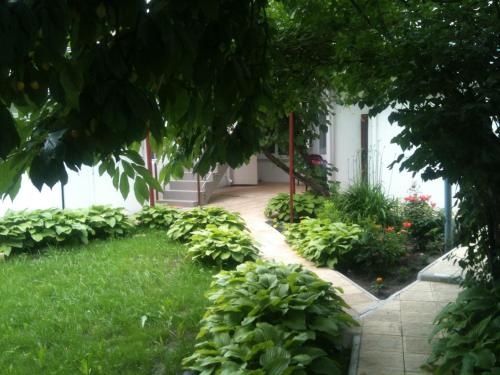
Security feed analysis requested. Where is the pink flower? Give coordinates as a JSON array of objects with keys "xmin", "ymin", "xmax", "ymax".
[
  {"xmin": 420, "ymin": 195, "xmax": 431, "ymax": 202},
  {"xmin": 385, "ymin": 226, "xmax": 395, "ymax": 233},
  {"xmin": 402, "ymin": 222, "xmax": 412, "ymax": 228},
  {"xmin": 404, "ymin": 195, "xmax": 417, "ymax": 202}
]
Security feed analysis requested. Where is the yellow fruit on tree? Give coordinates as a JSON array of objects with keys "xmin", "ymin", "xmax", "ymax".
[
  {"xmin": 30, "ymin": 81, "xmax": 40, "ymax": 90},
  {"xmin": 16, "ymin": 81, "xmax": 25, "ymax": 91}
]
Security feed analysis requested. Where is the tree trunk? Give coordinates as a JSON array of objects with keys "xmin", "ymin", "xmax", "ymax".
[{"xmin": 263, "ymin": 151, "xmax": 330, "ymax": 197}]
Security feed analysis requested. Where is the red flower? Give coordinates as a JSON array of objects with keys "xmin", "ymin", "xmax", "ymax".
[
  {"xmin": 402, "ymin": 222, "xmax": 412, "ymax": 228},
  {"xmin": 419, "ymin": 194, "xmax": 431, "ymax": 202},
  {"xmin": 404, "ymin": 195, "xmax": 417, "ymax": 202},
  {"xmin": 385, "ymin": 226, "xmax": 395, "ymax": 233}
]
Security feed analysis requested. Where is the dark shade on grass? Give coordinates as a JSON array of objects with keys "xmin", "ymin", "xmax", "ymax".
[{"xmin": 0, "ymin": 230, "xmax": 213, "ymax": 375}]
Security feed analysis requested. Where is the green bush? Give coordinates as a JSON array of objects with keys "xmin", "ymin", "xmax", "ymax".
[
  {"xmin": 338, "ymin": 182, "xmax": 401, "ymax": 226},
  {"xmin": 134, "ymin": 205, "xmax": 180, "ymax": 229},
  {"xmin": 83, "ymin": 205, "xmax": 133, "ymax": 237},
  {"xmin": 188, "ymin": 224, "xmax": 259, "ymax": 268},
  {"xmin": 264, "ymin": 192, "xmax": 326, "ymax": 223},
  {"xmin": 183, "ymin": 261, "xmax": 358, "ymax": 374},
  {"xmin": 402, "ymin": 194, "xmax": 444, "ymax": 253},
  {"xmin": 426, "ymin": 282, "xmax": 500, "ymax": 374},
  {"xmin": 284, "ymin": 218, "xmax": 362, "ymax": 268},
  {"xmin": 0, "ymin": 206, "xmax": 132, "ymax": 256},
  {"xmin": 317, "ymin": 200, "xmax": 345, "ymax": 223},
  {"xmin": 346, "ymin": 221, "xmax": 407, "ymax": 273},
  {"xmin": 166, "ymin": 207, "xmax": 247, "ymax": 242}
]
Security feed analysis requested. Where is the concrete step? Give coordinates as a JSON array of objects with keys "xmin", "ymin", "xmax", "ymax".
[
  {"xmin": 168, "ymin": 180, "xmax": 200, "ymax": 190},
  {"xmin": 163, "ymin": 189, "xmax": 201, "ymax": 201},
  {"xmin": 417, "ymin": 247, "xmax": 466, "ymax": 284},
  {"xmin": 157, "ymin": 199, "xmax": 199, "ymax": 207}
]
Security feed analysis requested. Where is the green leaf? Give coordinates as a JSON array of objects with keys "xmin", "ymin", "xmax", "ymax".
[
  {"xmin": 259, "ymin": 346, "xmax": 291, "ymax": 375},
  {"xmin": 59, "ymin": 65, "xmax": 83, "ymax": 109},
  {"xmin": 119, "ymin": 174, "xmax": 130, "ymax": 198},
  {"xmin": 134, "ymin": 178, "xmax": 149, "ymax": 202},
  {"xmin": 0, "ymin": 106, "xmax": 20, "ymax": 159}
]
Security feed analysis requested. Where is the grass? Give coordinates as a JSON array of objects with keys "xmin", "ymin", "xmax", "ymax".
[{"xmin": 0, "ymin": 230, "xmax": 214, "ymax": 375}]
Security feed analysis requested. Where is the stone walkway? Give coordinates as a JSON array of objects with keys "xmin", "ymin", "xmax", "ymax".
[
  {"xmin": 208, "ymin": 183, "xmax": 379, "ymax": 315},
  {"xmin": 206, "ymin": 183, "xmax": 463, "ymax": 375}
]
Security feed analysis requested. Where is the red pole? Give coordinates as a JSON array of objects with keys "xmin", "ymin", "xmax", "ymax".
[
  {"xmin": 145, "ymin": 131, "xmax": 155, "ymax": 207},
  {"xmin": 289, "ymin": 112, "xmax": 295, "ymax": 223}
]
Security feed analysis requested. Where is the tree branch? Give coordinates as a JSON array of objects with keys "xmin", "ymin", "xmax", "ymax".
[{"xmin": 263, "ymin": 151, "xmax": 330, "ymax": 196}]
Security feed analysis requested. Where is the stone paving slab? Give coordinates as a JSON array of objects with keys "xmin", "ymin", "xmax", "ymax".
[
  {"xmin": 357, "ymin": 280, "xmax": 460, "ymax": 374},
  {"xmin": 418, "ymin": 247, "xmax": 466, "ymax": 284}
]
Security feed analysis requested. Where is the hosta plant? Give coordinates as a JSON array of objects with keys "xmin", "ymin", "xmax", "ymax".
[
  {"xmin": 183, "ymin": 261, "xmax": 358, "ymax": 374},
  {"xmin": 264, "ymin": 192, "xmax": 326, "ymax": 223},
  {"xmin": 284, "ymin": 218, "xmax": 362, "ymax": 268},
  {"xmin": 188, "ymin": 224, "xmax": 259, "ymax": 268},
  {"xmin": 83, "ymin": 205, "xmax": 133, "ymax": 238},
  {"xmin": 134, "ymin": 205, "xmax": 180, "ymax": 229},
  {"xmin": 166, "ymin": 207, "xmax": 246, "ymax": 242},
  {"xmin": 426, "ymin": 282, "xmax": 500, "ymax": 374},
  {"xmin": 0, "ymin": 206, "xmax": 132, "ymax": 256}
]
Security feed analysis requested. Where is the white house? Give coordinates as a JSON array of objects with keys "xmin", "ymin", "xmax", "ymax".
[
  {"xmin": 0, "ymin": 104, "xmax": 448, "ymax": 216},
  {"xmin": 212, "ymin": 105, "xmax": 448, "ymax": 207}
]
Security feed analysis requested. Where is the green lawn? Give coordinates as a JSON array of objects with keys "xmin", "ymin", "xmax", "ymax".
[{"xmin": 0, "ymin": 230, "xmax": 213, "ymax": 375}]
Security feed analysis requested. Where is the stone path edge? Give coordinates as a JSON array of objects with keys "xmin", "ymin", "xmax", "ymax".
[{"xmin": 264, "ymin": 222, "xmax": 381, "ymax": 310}]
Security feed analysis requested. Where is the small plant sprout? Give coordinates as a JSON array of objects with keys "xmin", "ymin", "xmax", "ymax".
[{"xmin": 371, "ymin": 276, "xmax": 385, "ymax": 296}]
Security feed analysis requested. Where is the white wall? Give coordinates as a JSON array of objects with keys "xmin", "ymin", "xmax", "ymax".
[
  {"xmin": 332, "ymin": 104, "xmax": 365, "ymax": 189},
  {"xmin": 0, "ymin": 166, "xmax": 142, "ymax": 216},
  {"xmin": 257, "ymin": 157, "xmax": 289, "ymax": 183},
  {"xmin": 369, "ymin": 108, "xmax": 450, "ymax": 208}
]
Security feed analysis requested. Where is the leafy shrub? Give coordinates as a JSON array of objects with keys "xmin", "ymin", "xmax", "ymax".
[
  {"xmin": 134, "ymin": 205, "xmax": 180, "ymax": 229},
  {"xmin": 338, "ymin": 182, "xmax": 401, "ymax": 226},
  {"xmin": 188, "ymin": 225, "xmax": 259, "ymax": 268},
  {"xmin": 166, "ymin": 207, "xmax": 246, "ymax": 242},
  {"xmin": 284, "ymin": 218, "xmax": 362, "ymax": 268},
  {"xmin": 183, "ymin": 261, "xmax": 358, "ymax": 374},
  {"xmin": 426, "ymin": 282, "xmax": 500, "ymax": 374},
  {"xmin": 0, "ymin": 206, "xmax": 132, "ymax": 256},
  {"xmin": 346, "ymin": 221, "xmax": 407, "ymax": 273},
  {"xmin": 317, "ymin": 200, "xmax": 345, "ymax": 223},
  {"xmin": 264, "ymin": 192, "xmax": 326, "ymax": 223},
  {"xmin": 83, "ymin": 205, "xmax": 132, "ymax": 237},
  {"xmin": 402, "ymin": 193, "xmax": 444, "ymax": 253}
]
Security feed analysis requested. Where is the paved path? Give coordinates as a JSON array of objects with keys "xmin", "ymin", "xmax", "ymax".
[
  {"xmin": 208, "ymin": 184, "xmax": 379, "ymax": 315},
  {"xmin": 207, "ymin": 183, "xmax": 463, "ymax": 375}
]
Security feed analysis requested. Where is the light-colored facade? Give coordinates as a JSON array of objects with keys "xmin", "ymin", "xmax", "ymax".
[
  {"xmin": 230, "ymin": 105, "xmax": 448, "ymax": 207},
  {"xmin": 0, "ymin": 104, "xmax": 449, "ymax": 216}
]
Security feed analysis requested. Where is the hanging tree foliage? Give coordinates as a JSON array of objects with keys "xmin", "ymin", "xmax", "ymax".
[
  {"xmin": 328, "ymin": 0, "xmax": 500, "ymax": 281},
  {"xmin": 0, "ymin": 0, "xmax": 269, "ymax": 202}
]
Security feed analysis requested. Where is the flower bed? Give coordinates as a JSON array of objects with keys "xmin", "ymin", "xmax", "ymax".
[{"xmin": 270, "ymin": 183, "xmax": 446, "ymax": 298}]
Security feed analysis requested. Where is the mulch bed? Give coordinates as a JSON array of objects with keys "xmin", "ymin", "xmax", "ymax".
[{"xmin": 339, "ymin": 252, "xmax": 441, "ymax": 299}]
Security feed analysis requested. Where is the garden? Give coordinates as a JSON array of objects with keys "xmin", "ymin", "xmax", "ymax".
[
  {"xmin": 0, "ymin": 204, "xmax": 357, "ymax": 374},
  {"xmin": 265, "ymin": 182, "xmax": 445, "ymax": 298}
]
